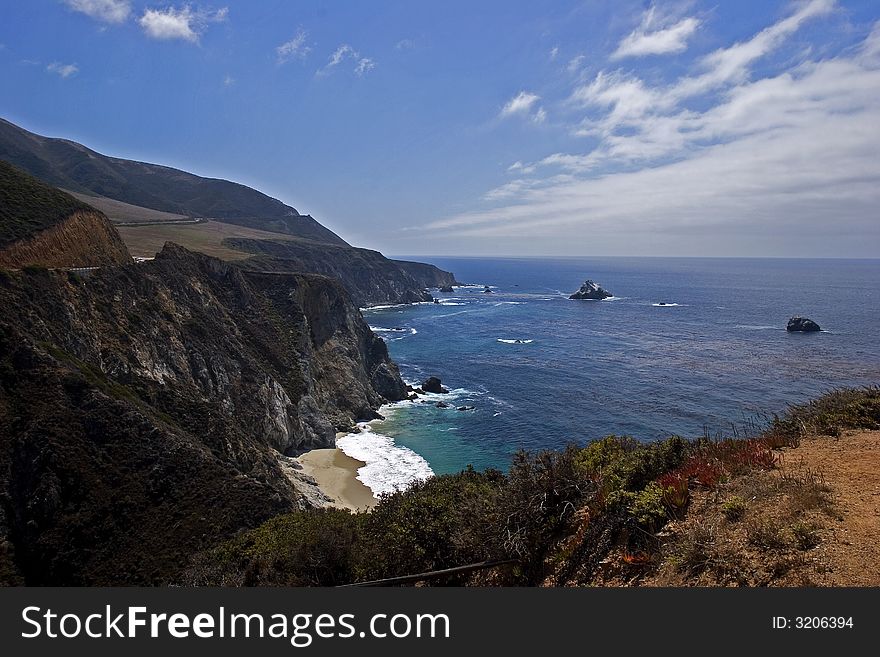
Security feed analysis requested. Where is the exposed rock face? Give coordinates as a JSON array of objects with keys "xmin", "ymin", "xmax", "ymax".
[
  {"xmin": 569, "ymin": 279, "xmax": 613, "ymax": 300},
  {"xmin": 0, "ymin": 209, "xmax": 131, "ymax": 269},
  {"xmin": 422, "ymin": 376, "xmax": 448, "ymax": 394},
  {"xmin": 0, "ymin": 243, "xmax": 405, "ymax": 584},
  {"xmin": 439, "ymin": 284, "xmax": 454, "ymax": 293},
  {"xmin": 0, "ymin": 160, "xmax": 130, "ymax": 268},
  {"xmin": 787, "ymin": 316, "xmax": 821, "ymax": 332},
  {"xmin": 392, "ymin": 260, "xmax": 458, "ymax": 289},
  {"xmin": 226, "ymin": 237, "xmax": 457, "ymax": 308}
]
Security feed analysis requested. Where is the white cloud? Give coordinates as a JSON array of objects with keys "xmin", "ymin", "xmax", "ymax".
[
  {"xmin": 223, "ymin": 74, "xmax": 235, "ymax": 86},
  {"xmin": 355, "ymin": 57, "xmax": 375, "ymax": 76},
  {"xmin": 64, "ymin": 0, "xmax": 131, "ymax": 24},
  {"xmin": 672, "ymin": 0, "xmax": 834, "ymax": 99},
  {"xmin": 550, "ymin": 46, "xmax": 559, "ymax": 60},
  {"xmin": 317, "ymin": 44, "xmax": 376, "ymax": 77},
  {"xmin": 396, "ymin": 39, "xmax": 415, "ymax": 50},
  {"xmin": 500, "ymin": 91, "xmax": 540, "ymax": 116},
  {"xmin": 46, "ymin": 61, "xmax": 79, "ymax": 78},
  {"xmin": 276, "ymin": 28, "xmax": 310, "ymax": 63},
  {"xmin": 612, "ymin": 6, "xmax": 700, "ymax": 60},
  {"xmin": 138, "ymin": 5, "xmax": 228, "ymax": 43},
  {"xmin": 500, "ymin": 91, "xmax": 547, "ymax": 125},
  {"xmin": 567, "ymin": 55, "xmax": 585, "ymax": 73},
  {"xmin": 422, "ymin": 3, "xmax": 880, "ymax": 256}
]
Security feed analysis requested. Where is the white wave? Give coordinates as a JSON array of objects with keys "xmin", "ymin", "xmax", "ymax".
[
  {"xmin": 369, "ymin": 326, "xmax": 408, "ymax": 333},
  {"xmin": 439, "ymin": 301, "xmax": 466, "ymax": 306},
  {"xmin": 735, "ymin": 324, "xmax": 781, "ymax": 331},
  {"xmin": 337, "ymin": 424, "xmax": 434, "ymax": 497},
  {"xmin": 457, "ymin": 284, "xmax": 496, "ymax": 289},
  {"xmin": 493, "ymin": 301, "xmax": 523, "ymax": 306},
  {"xmin": 497, "ymin": 338, "xmax": 533, "ymax": 344},
  {"xmin": 492, "ymin": 412, "xmax": 502, "ymax": 417},
  {"xmin": 652, "ymin": 302, "xmax": 682, "ymax": 307},
  {"xmin": 361, "ymin": 301, "xmax": 434, "ymax": 312}
]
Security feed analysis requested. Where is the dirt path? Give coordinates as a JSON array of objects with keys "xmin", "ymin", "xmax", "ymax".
[{"xmin": 782, "ymin": 430, "xmax": 880, "ymax": 586}]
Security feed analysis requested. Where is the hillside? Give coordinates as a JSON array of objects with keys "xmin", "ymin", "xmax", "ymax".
[
  {"xmin": 184, "ymin": 387, "xmax": 880, "ymax": 587},
  {"xmin": 0, "ymin": 118, "xmax": 347, "ymax": 245},
  {"xmin": 0, "ymin": 160, "xmax": 130, "ymax": 267},
  {"xmin": 0, "ymin": 242, "xmax": 406, "ymax": 585},
  {"xmin": 228, "ymin": 236, "xmax": 459, "ymax": 307}
]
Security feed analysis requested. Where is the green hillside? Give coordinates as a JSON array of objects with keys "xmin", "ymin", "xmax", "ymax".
[{"xmin": 0, "ymin": 159, "xmax": 93, "ymax": 248}]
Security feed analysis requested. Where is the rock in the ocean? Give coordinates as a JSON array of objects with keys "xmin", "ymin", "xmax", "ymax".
[
  {"xmin": 435, "ymin": 401, "xmax": 451, "ymax": 409},
  {"xmin": 787, "ymin": 316, "xmax": 821, "ymax": 332},
  {"xmin": 483, "ymin": 286, "xmax": 493, "ymax": 294},
  {"xmin": 433, "ymin": 299, "xmax": 440, "ymax": 304},
  {"xmin": 439, "ymin": 285, "xmax": 454, "ymax": 293},
  {"xmin": 457, "ymin": 406, "xmax": 475, "ymax": 411},
  {"xmin": 569, "ymin": 279, "xmax": 613, "ymax": 300},
  {"xmin": 422, "ymin": 376, "xmax": 449, "ymax": 394}
]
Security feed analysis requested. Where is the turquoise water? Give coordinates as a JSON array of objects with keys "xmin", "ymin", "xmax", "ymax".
[{"xmin": 357, "ymin": 257, "xmax": 880, "ymax": 479}]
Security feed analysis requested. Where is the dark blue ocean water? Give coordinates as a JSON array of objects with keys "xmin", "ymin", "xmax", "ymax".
[{"xmin": 360, "ymin": 257, "xmax": 880, "ymax": 477}]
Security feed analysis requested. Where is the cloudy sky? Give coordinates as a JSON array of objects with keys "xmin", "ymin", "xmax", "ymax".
[{"xmin": 1, "ymin": 1, "xmax": 878, "ymax": 256}]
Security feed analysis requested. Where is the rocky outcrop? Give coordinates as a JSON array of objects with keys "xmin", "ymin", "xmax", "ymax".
[
  {"xmin": 787, "ymin": 316, "xmax": 821, "ymax": 332},
  {"xmin": 439, "ymin": 284, "xmax": 454, "ymax": 293},
  {"xmin": 422, "ymin": 376, "xmax": 449, "ymax": 394},
  {"xmin": 569, "ymin": 279, "xmax": 613, "ymax": 300},
  {"xmin": 0, "ymin": 242, "xmax": 405, "ymax": 584},
  {"xmin": 227, "ymin": 237, "xmax": 457, "ymax": 307},
  {"xmin": 0, "ymin": 209, "xmax": 131, "ymax": 269}
]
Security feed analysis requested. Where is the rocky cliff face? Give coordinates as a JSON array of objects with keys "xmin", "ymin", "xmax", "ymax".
[
  {"xmin": 0, "ymin": 209, "xmax": 131, "ymax": 268},
  {"xmin": 390, "ymin": 258, "xmax": 458, "ymax": 289},
  {"xmin": 227, "ymin": 237, "xmax": 458, "ymax": 307},
  {"xmin": 0, "ymin": 243, "xmax": 405, "ymax": 584}
]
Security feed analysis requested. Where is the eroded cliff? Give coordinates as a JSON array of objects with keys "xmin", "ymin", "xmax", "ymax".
[
  {"xmin": 0, "ymin": 242, "xmax": 405, "ymax": 584},
  {"xmin": 226, "ymin": 236, "xmax": 458, "ymax": 307}
]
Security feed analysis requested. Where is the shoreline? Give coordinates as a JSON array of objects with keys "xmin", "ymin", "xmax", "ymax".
[{"xmin": 296, "ymin": 446, "xmax": 378, "ymax": 512}]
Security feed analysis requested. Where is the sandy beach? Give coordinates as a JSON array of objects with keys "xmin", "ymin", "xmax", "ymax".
[{"xmin": 297, "ymin": 448, "xmax": 377, "ymax": 512}]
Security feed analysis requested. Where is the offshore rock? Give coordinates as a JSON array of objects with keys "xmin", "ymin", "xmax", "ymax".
[
  {"xmin": 569, "ymin": 279, "xmax": 613, "ymax": 300},
  {"xmin": 787, "ymin": 316, "xmax": 821, "ymax": 332}
]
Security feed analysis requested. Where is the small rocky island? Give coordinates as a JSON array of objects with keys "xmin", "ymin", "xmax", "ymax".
[
  {"xmin": 787, "ymin": 316, "xmax": 821, "ymax": 332},
  {"xmin": 439, "ymin": 284, "xmax": 454, "ymax": 293},
  {"xmin": 569, "ymin": 279, "xmax": 613, "ymax": 300}
]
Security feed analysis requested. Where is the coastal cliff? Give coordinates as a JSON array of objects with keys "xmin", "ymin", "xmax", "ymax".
[
  {"xmin": 0, "ymin": 242, "xmax": 405, "ymax": 584},
  {"xmin": 226, "ymin": 236, "xmax": 458, "ymax": 307}
]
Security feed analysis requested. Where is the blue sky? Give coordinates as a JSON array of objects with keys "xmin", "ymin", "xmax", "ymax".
[{"xmin": 1, "ymin": 0, "xmax": 879, "ymax": 256}]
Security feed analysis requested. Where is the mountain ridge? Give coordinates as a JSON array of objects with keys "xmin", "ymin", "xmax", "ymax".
[{"xmin": 0, "ymin": 117, "xmax": 347, "ymax": 245}]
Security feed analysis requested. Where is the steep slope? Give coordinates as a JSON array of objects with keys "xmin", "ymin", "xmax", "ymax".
[
  {"xmin": 0, "ymin": 160, "xmax": 130, "ymax": 268},
  {"xmin": 227, "ymin": 236, "xmax": 459, "ymax": 307},
  {"xmin": 0, "ymin": 118, "xmax": 347, "ymax": 245},
  {"xmin": 0, "ymin": 243, "xmax": 405, "ymax": 584}
]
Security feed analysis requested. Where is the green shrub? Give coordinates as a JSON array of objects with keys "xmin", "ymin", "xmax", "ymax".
[
  {"xmin": 721, "ymin": 496, "xmax": 747, "ymax": 522},
  {"xmin": 208, "ymin": 508, "xmax": 361, "ymax": 586},
  {"xmin": 770, "ymin": 387, "xmax": 880, "ymax": 439},
  {"xmin": 626, "ymin": 482, "xmax": 668, "ymax": 531},
  {"xmin": 358, "ymin": 467, "xmax": 505, "ymax": 582}
]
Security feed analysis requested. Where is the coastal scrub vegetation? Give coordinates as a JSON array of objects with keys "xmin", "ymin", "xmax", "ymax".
[
  {"xmin": 0, "ymin": 160, "xmax": 93, "ymax": 248},
  {"xmin": 183, "ymin": 387, "xmax": 879, "ymax": 587}
]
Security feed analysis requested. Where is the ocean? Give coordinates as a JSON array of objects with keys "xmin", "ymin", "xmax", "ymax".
[{"xmin": 339, "ymin": 257, "xmax": 880, "ymax": 496}]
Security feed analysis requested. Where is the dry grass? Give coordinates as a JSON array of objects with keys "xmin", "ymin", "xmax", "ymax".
[{"xmin": 117, "ymin": 219, "xmax": 298, "ymax": 260}]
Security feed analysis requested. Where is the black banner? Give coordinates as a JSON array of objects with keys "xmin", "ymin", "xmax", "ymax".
[{"xmin": 0, "ymin": 587, "xmax": 874, "ymax": 655}]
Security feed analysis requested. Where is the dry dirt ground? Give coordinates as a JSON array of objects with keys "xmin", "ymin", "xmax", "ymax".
[
  {"xmin": 782, "ymin": 430, "xmax": 880, "ymax": 586},
  {"xmin": 595, "ymin": 430, "xmax": 880, "ymax": 587}
]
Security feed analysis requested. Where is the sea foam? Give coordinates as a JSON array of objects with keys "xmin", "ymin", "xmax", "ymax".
[{"xmin": 337, "ymin": 423, "xmax": 434, "ymax": 497}]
